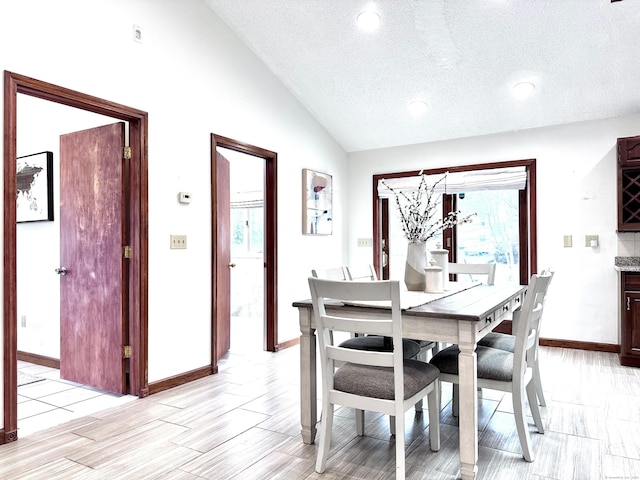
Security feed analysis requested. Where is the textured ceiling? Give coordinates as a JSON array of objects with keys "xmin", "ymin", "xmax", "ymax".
[{"xmin": 204, "ymin": 0, "xmax": 640, "ymax": 152}]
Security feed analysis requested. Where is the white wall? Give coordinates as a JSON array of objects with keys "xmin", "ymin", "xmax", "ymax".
[
  {"xmin": 348, "ymin": 114, "xmax": 640, "ymax": 345},
  {"xmin": 0, "ymin": 0, "xmax": 349, "ymax": 426}
]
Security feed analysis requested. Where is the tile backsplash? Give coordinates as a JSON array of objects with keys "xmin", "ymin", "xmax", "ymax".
[{"xmin": 617, "ymin": 232, "xmax": 640, "ymax": 256}]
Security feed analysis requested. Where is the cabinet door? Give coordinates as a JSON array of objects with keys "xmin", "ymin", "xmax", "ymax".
[
  {"xmin": 618, "ymin": 136, "xmax": 640, "ymax": 166},
  {"xmin": 622, "ymin": 291, "xmax": 640, "ymax": 366},
  {"xmin": 618, "ymin": 136, "xmax": 640, "ymax": 230}
]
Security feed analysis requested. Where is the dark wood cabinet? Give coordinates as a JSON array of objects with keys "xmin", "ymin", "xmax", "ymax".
[
  {"xmin": 621, "ymin": 272, "xmax": 640, "ymax": 367},
  {"xmin": 617, "ymin": 135, "xmax": 640, "ymax": 231}
]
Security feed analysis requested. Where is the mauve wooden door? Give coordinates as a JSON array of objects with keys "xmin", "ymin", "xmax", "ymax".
[
  {"xmin": 214, "ymin": 150, "xmax": 231, "ymax": 361},
  {"xmin": 59, "ymin": 122, "xmax": 127, "ymax": 394}
]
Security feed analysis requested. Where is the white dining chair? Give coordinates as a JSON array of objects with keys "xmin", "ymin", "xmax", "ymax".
[
  {"xmin": 311, "ymin": 267, "xmax": 348, "ymax": 280},
  {"xmin": 345, "ymin": 264, "xmax": 437, "ymax": 362},
  {"xmin": 308, "ymin": 277, "xmax": 441, "ymax": 479},
  {"xmin": 345, "ymin": 264, "xmax": 378, "ymax": 281},
  {"xmin": 448, "ymin": 262, "xmax": 496, "ymax": 285},
  {"xmin": 429, "ymin": 271, "xmax": 552, "ymax": 462},
  {"xmin": 477, "ymin": 268, "xmax": 554, "ymax": 406},
  {"xmin": 312, "ymin": 267, "xmax": 421, "ymax": 359},
  {"xmin": 442, "ymin": 262, "xmax": 497, "ymax": 354}
]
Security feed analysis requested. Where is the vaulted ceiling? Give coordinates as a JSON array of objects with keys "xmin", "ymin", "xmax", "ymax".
[{"xmin": 205, "ymin": 0, "xmax": 640, "ymax": 152}]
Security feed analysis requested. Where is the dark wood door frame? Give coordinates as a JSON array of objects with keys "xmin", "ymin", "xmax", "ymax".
[
  {"xmin": 211, "ymin": 134, "xmax": 278, "ymax": 367},
  {"xmin": 3, "ymin": 71, "xmax": 149, "ymax": 443},
  {"xmin": 372, "ymin": 159, "xmax": 537, "ymax": 285}
]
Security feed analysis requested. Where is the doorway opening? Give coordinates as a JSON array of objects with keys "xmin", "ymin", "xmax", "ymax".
[
  {"xmin": 3, "ymin": 71, "xmax": 149, "ymax": 443},
  {"xmin": 211, "ymin": 135, "xmax": 277, "ymax": 369},
  {"xmin": 227, "ymin": 149, "xmax": 265, "ymax": 354}
]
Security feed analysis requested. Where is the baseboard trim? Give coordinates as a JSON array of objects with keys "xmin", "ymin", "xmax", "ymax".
[
  {"xmin": 17, "ymin": 351, "xmax": 60, "ymax": 369},
  {"xmin": 494, "ymin": 320, "xmax": 620, "ymax": 353},
  {"xmin": 2, "ymin": 428, "xmax": 17, "ymax": 444},
  {"xmin": 275, "ymin": 337, "xmax": 299, "ymax": 351},
  {"xmin": 619, "ymin": 354, "xmax": 640, "ymax": 367},
  {"xmin": 147, "ymin": 365, "xmax": 214, "ymax": 395},
  {"xmin": 539, "ymin": 338, "xmax": 620, "ymax": 353}
]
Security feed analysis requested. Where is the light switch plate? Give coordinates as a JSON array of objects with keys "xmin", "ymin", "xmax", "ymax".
[
  {"xmin": 170, "ymin": 234, "xmax": 187, "ymax": 249},
  {"xmin": 563, "ymin": 235, "xmax": 572, "ymax": 247},
  {"xmin": 357, "ymin": 238, "xmax": 373, "ymax": 247}
]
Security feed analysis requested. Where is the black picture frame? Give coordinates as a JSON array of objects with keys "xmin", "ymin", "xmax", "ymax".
[{"xmin": 17, "ymin": 151, "xmax": 54, "ymax": 222}]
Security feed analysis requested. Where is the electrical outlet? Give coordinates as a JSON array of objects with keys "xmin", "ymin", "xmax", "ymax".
[
  {"xmin": 563, "ymin": 235, "xmax": 572, "ymax": 247},
  {"xmin": 357, "ymin": 238, "xmax": 373, "ymax": 247},
  {"xmin": 585, "ymin": 235, "xmax": 598, "ymax": 247},
  {"xmin": 170, "ymin": 234, "xmax": 187, "ymax": 249},
  {"xmin": 20, "ymin": 315, "xmax": 26, "ymax": 327}
]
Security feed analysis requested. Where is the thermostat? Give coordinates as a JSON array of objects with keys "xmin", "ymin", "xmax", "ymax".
[{"xmin": 178, "ymin": 192, "xmax": 192, "ymax": 204}]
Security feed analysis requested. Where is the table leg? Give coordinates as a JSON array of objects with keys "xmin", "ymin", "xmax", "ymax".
[
  {"xmin": 457, "ymin": 329, "xmax": 479, "ymax": 480},
  {"xmin": 299, "ymin": 307, "xmax": 317, "ymax": 444}
]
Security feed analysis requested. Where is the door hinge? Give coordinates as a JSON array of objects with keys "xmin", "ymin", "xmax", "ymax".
[
  {"xmin": 123, "ymin": 146, "xmax": 132, "ymax": 160},
  {"xmin": 123, "ymin": 245, "xmax": 132, "ymax": 258},
  {"xmin": 123, "ymin": 345, "xmax": 132, "ymax": 358}
]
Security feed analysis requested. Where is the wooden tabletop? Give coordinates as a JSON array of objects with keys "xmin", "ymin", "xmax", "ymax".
[{"xmin": 293, "ymin": 282, "xmax": 525, "ymax": 323}]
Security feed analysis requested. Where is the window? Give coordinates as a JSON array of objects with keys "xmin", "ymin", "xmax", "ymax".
[
  {"xmin": 231, "ymin": 206, "xmax": 264, "ymax": 256},
  {"xmin": 455, "ymin": 190, "xmax": 520, "ymax": 283}
]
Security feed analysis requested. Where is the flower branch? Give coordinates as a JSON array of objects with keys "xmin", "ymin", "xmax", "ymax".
[{"xmin": 381, "ymin": 172, "xmax": 476, "ymax": 243}]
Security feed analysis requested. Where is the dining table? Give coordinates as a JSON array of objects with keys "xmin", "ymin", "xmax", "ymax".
[{"xmin": 293, "ymin": 280, "xmax": 526, "ymax": 480}]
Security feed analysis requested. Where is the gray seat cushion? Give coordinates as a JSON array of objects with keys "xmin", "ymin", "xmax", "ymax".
[
  {"xmin": 478, "ymin": 332, "xmax": 515, "ymax": 352},
  {"xmin": 339, "ymin": 336, "xmax": 421, "ymax": 359},
  {"xmin": 429, "ymin": 345, "xmax": 514, "ymax": 382},
  {"xmin": 333, "ymin": 359, "xmax": 440, "ymax": 400}
]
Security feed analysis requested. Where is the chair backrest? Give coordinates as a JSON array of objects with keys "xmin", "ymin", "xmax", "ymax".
[
  {"xmin": 531, "ymin": 267, "xmax": 554, "ymax": 351},
  {"xmin": 448, "ymin": 262, "xmax": 496, "ymax": 285},
  {"xmin": 345, "ymin": 264, "xmax": 378, "ymax": 281},
  {"xmin": 512, "ymin": 271, "xmax": 553, "ymax": 378},
  {"xmin": 311, "ymin": 267, "xmax": 347, "ymax": 280},
  {"xmin": 308, "ymin": 277, "xmax": 404, "ymax": 400}
]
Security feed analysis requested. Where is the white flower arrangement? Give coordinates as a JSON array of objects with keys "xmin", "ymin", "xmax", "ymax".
[{"xmin": 381, "ymin": 172, "xmax": 475, "ymax": 243}]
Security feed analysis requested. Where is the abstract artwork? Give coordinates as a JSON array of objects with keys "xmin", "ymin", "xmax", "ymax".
[
  {"xmin": 302, "ymin": 168, "xmax": 332, "ymax": 235},
  {"xmin": 17, "ymin": 151, "xmax": 54, "ymax": 222}
]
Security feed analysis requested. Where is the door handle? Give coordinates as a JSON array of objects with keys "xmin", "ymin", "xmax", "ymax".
[
  {"xmin": 55, "ymin": 266, "xmax": 68, "ymax": 276},
  {"xmin": 229, "ymin": 263, "xmax": 236, "ymax": 268}
]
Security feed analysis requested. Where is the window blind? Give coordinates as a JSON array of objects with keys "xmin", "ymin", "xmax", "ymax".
[{"xmin": 377, "ymin": 166, "xmax": 527, "ymax": 198}]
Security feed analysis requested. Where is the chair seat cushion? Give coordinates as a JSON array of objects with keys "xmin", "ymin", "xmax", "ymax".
[
  {"xmin": 333, "ymin": 359, "xmax": 440, "ymax": 400},
  {"xmin": 429, "ymin": 345, "xmax": 514, "ymax": 382},
  {"xmin": 478, "ymin": 332, "xmax": 515, "ymax": 352},
  {"xmin": 339, "ymin": 336, "xmax": 421, "ymax": 359}
]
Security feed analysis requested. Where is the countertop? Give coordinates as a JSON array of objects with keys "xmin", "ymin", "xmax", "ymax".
[{"xmin": 615, "ymin": 256, "xmax": 640, "ymax": 272}]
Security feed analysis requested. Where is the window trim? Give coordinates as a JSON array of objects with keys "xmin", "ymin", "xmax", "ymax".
[{"xmin": 372, "ymin": 159, "xmax": 536, "ymax": 285}]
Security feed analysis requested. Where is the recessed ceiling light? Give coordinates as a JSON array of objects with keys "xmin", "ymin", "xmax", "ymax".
[
  {"xmin": 408, "ymin": 99, "xmax": 428, "ymax": 115},
  {"xmin": 512, "ymin": 81, "xmax": 536, "ymax": 99},
  {"xmin": 357, "ymin": 10, "xmax": 380, "ymax": 31}
]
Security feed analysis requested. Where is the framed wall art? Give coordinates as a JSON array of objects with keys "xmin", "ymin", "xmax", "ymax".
[
  {"xmin": 17, "ymin": 151, "xmax": 54, "ymax": 222},
  {"xmin": 302, "ymin": 168, "xmax": 332, "ymax": 235}
]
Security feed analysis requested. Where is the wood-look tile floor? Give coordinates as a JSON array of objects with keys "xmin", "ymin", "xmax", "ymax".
[
  {"xmin": 17, "ymin": 361, "xmax": 138, "ymax": 437},
  {"xmin": 1, "ymin": 345, "xmax": 639, "ymax": 479}
]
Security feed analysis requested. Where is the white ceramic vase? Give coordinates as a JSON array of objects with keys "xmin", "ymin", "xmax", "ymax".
[{"xmin": 404, "ymin": 241, "xmax": 427, "ymax": 291}]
